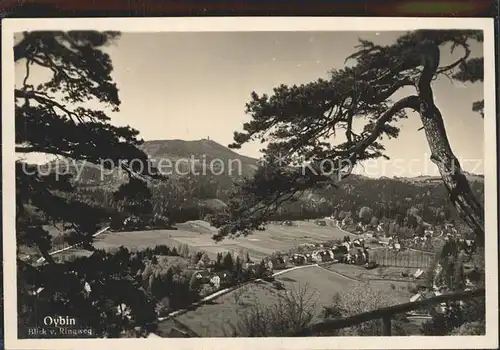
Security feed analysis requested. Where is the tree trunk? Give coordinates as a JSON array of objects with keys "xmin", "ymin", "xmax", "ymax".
[{"xmin": 416, "ymin": 42, "xmax": 484, "ymax": 244}]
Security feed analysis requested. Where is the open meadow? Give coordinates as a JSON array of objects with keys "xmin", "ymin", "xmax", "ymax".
[
  {"xmin": 161, "ymin": 264, "xmax": 413, "ymax": 337},
  {"xmin": 162, "ymin": 281, "xmax": 282, "ymax": 337},
  {"xmin": 88, "ymin": 220, "xmax": 356, "ymax": 260},
  {"xmin": 166, "ymin": 265, "xmax": 356, "ymax": 337}
]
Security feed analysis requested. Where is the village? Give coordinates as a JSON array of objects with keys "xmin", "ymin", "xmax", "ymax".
[
  {"xmin": 25, "ymin": 212, "xmax": 481, "ymax": 330},
  {"xmin": 137, "ymin": 216, "xmax": 481, "ymax": 324}
]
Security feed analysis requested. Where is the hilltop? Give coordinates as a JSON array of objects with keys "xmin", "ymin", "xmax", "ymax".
[
  {"xmin": 41, "ymin": 139, "xmax": 259, "ymax": 186},
  {"xmin": 141, "ymin": 139, "xmax": 258, "ymax": 178},
  {"xmin": 141, "ymin": 138, "xmax": 258, "ymax": 168}
]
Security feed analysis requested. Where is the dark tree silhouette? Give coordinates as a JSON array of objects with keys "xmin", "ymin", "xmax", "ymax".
[
  {"xmin": 358, "ymin": 207, "xmax": 373, "ymax": 225},
  {"xmin": 210, "ymin": 30, "xmax": 484, "ymax": 244},
  {"xmin": 15, "ymin": 31, "xmax": 164, "ymax": 336}
]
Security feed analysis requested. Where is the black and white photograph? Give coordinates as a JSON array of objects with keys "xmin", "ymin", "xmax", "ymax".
[{"xmin": 2, "ymin": 17, "xmax": 498, "ymax": 349}]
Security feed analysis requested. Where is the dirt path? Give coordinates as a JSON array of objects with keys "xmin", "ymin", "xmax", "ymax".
[{"xmin": 35, "ymin": 226, "xmax": 110, "ymax": 264}]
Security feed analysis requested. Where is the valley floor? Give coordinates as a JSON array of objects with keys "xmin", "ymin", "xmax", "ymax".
[{"xmin": 90, "ymin": 220, "xmax": 357, "ymax": 261}]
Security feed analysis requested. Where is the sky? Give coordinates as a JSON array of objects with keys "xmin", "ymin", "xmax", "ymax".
[{"xmin": 15, "ymin": 31, "xmax": 485, "ymax": 177}]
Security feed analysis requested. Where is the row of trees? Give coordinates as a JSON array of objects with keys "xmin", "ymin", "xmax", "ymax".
[
  {"xmin": 139, "ymin": 247, "xmax": 268, "ymax": 316},
  {"xmin": 66, "ymin": 173, "xmax": 483, "ymax": 233},
  {"xmin": 329, "ymin": 177, "xmax": 483, "ymax": 227}
]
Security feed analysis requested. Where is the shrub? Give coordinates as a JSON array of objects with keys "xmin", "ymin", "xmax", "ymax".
[
  {"xmin": 153, "ymin": 245, "xmax": 170, "ymax": 256},
  {"xmin": 450, "ymin": 321, "xmax": 485, "ymax": 335},
  {"xmin": 407, "ymin": 282, "xmax": 419, "ymax": 294},
  {"xmin": 273, "ymin": 281, "xmax": 285, "ymax": 290},
  {"xmin": 321, "ymin": 282, "xmax": 410, "ymax": 336},
  {"xmin": 51, "ymin": 234, "xmax": 67, "ymax": 247},
  {"xmin": 155, "ymin": 297, "xmax": 171, "ymax": 317},
  {"xmin": 200, "ymin": 284, "xmax": 217, "ymax": 298},
  {"xmin": 230, "ymin": 284, "xmax": 318, "ymax": 336}
]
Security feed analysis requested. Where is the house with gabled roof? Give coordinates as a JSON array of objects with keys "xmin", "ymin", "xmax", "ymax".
[
  {"xmin": 290, "ymin": 253, "xmax": 306, "ymax": 265},
  {"xmin": 311, "ymin": 249, "xmax": 334, "ymax": 263},
  {"xmin": 210, "ymin": 270, "xmax": 233, "ymax": 289},
  {"xmin": 194, "ymin": 270, "xmax": 211, "ymax": 284}
]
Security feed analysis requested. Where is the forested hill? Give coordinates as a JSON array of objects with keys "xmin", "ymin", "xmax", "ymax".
[
  {"xmin": 37, "ymin": 138, "xmax": 483, "ymax": 230},
  {"xmin": 141, "ymin": 138, "xmax": 258, "ymax": 170},
  {"xmin": 39, "ymin": 138, "xmax": 483, "ymax": 187},
  {"xmin": 39, "ymin": 138, "xmax": 259, "ymax": 187}
]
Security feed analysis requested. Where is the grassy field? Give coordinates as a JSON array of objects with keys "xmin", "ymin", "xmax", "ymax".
[
  {"xmin": 29, "ymin": 220, "xmax": 417, "ymax": 337},
  {"xmin": 167, "ymin": 265, "xmax": 356, "ymax": 337},
  {"xmin": 163, "ymin": 265, "xmax": 413, "ymax": 337},
  {"xmin": 166, "ymin": 281, "xmax": 281, "ymax": 337},
  {"xmin": 87, "ymin": 220, "xmax": 355, "ymax": 260},
  {"xmin": 321, "ymin": 263, "xmax": 415, "ymax": 301},
  {"xmin": 20, "ymin": 219, "xmax": 354, "ymax": 263},
  {"xmin": 275, "ymin": 266, "xmax": 358, "ymax": 310}
]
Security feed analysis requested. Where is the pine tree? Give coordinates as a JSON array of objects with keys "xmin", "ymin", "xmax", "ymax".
[
  {"xmin": 200, "ymin": 253, "xmax": 211, "ymax": 267},
  {"xmin": 190, "ymin": 252, "xmax": 201, "ymax": 265},
  {"xmin": 215, "ymin": 252, "xmax": 223, "ymax": 268},
  {"xmin": 170, "ymin": 247, "xmax": 179, "ymax": 256},
  {"xmin": 15, "ymin": 31, "xmax": 165, "ymax": 336},
  {"xmin": 234, "ymin": 256, "xmax": 243, "ymax": 282},
  {"xmin": 165, "ymin": 267, "xmax": 174, "ymax": 296},
  {"xmin": 222, "ymin": 252, "xmax": 234, "ymax": 271},
  {"xmin": 210, "ymin": 30, "xmax": 484, "ymax": 245}
]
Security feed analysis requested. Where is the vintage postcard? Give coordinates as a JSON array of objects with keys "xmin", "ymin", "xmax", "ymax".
[{"xmin": 2, "ymin": 17, "xmax": 498, "ymax": 349}]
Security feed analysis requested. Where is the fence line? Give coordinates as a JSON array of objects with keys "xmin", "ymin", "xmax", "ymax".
[
  {"xmin": 371, "ymin": 248, "xmax": 434, "ymax": 268},
  {"xmin": 294, "ymin": 288, "xmax": 485, "ymax": 336}
]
